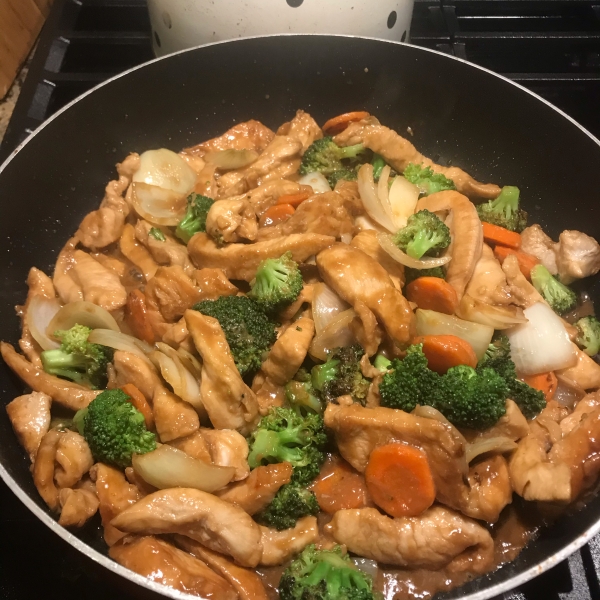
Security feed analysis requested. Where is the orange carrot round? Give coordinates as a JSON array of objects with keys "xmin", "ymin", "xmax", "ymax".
[
  {"xmin": 125, "ymin": 289, "xmax": 155, "ymax": 345},
  {"xmin": 322, "ymin": 111, "xmax": 370, "ymax": 135},
  {"xmin": 521, "ymin": 372, "xmax": 557, "ymax": 401},
  {"xmin": 259, "ymin": 203, "xmax": 295, "ymax": 227},
  {"xmin": 404, "ymin": 277, "xmax": 458, "ymax": 315},
  {"xmin": 277, "ymin": 192, "xmax": 310, "ymax": 207},
  {"xmin": 482, "ymin": 222, "xmax": 521, "ymax": 249},
  {"xmin": 412, "ymin": 334, "xmax": 478, "ymax": 374},
  {"xmin": 493, "ymin": 246, "xmax": 539, "ymax": 280},
  {"xmin": 365, "ymin": 443, "xmax": 435, "ymax": 518},
  {"xmin": 120, "ymin": 383, "xmax": 155, "ymax": 430}
]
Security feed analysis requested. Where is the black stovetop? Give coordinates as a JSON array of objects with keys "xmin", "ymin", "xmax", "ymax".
[{"xmin": 1, "ymin": 1, "xmax": 600, "ymax": 599}]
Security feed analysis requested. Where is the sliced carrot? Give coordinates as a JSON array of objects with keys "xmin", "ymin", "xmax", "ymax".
[
  {"xmin": 365, "ymin": 443, "xmax": 435, "ymax": 518},
  {"xmin": 412, "ymin": 334, "xmax": 478, "ymax": 374},
  {"xmin": 322, "ymin": 111, "xmax": 370, "ymax": 135},
  {"xmin": 120, "ymin": 383, "xmax": 155, "ymax": 430},
  {"xmin": 125, "ymin": 289, "xmax": 155, "ymax": 345},
  {"xmin": 259, "ymin": 203, "xmax": 295, "ymax": 227},
  {"xmin": 311, "ymin": 456, "xmax": 370, "ymax": 514},
  {"xmin": 404, "ymin": 277, "xmax": 459, "ymax": 315},
  {"xmin": 482, "ymin": 222, "xmax": 521, "ymax": 249},
  {"xmin": 493, "ymin": 246, "xmax": 540, "ymax": 280},
  {"xmin": 521, "ymin": 372, "xmax": 557, "ymax": 401},
  {"xmin": 277, "ymin": 192, "xmax": 310, "ymax": 207}
]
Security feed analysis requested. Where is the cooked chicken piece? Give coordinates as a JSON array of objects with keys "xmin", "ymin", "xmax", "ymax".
[
  {"xmin": 557, "ymin": 344, "xmax": 600, "ymax": 390},
  {"xmin": 240, "ymin": 178, "xmax": 313, "ymax": 216},
  {"xmin": 193, "ymin": 267, "xmax": 239, "ymax": 297},
  {"xmin": 188, "ymin": 232, "xmax": 335, "ymax": 281},
  {"xmin": 316, "ymin": 244, "xmax": 415, "ymax": 348},
  {"xmin": 33, "ymin": 429, "xmax": 63, "ymax": 511},
  {"xmin": 335, "ymin": 120, "xmax": 500, "ymax": 199},
  {"xmin": 58, "ymin": 482, "xmax": 99, "ymax": 528},
  {"xmin": 174, "ymin": 537, "xmax": 269, "ymax": 600},
  {"xmin": 463, "ymin": 456, "xmax": 512, "ymax": 522},
  {"xmin": 185, "ymin": 310, "xmax": 259, "ymax": 434},
  {"xmin": 135, "ymin": 220, "xmax": 195, "ymax": 275},
  {"xmin": 92, "ymin": 463, "xmax": 141, "ymax": 546},
  {"xmin": 171, "ymin": 428, "xmax": 250, "ymax": 481},
  {"xmin": 278, "ymin": 284, "xmax": 314, "ymax": 321},
  {"xmin": 206, "ymin": 197, "xmax": 258, "ymax": 243},
  {"xmin": 53, "ymin": 237, "xmax": 83, "ymax": 304},
  {"xmin": 1, "ymin": 342, "xmax": 99, "ymax": 410},
  {"xmin": 561, "ymin": 391, "xmax": 600, "ymax": 436},
  {"xmin": 417, "ymin": 191, "xmax": 483, "ymax": 300},
  {"xmin": 153, "ymin": 387, "xmax": 200, "ymax": 442},
  {"xmin": 185, "ymin": 120, "xmax": 275, "ymax": 156},
  {"xmin": 145, "ymin": 265, "xmax": 204, "ymax": 322},
  {"xmin": 6, "ymin": 391, "xmax": 51, "ymax": 461},
  {"xmin": 502, "ymin": 254, "xmax": 545, "ymax": 308},
  {"xmin": 556, "ymin": 229, "xmax": 600, "ymax": 284},
  {"xmin": 112, "ymin": 350, "xmax": 162, "ymax": 403},
  {"xmin": 259, "ymin": 516, "xmax": 319, "ymax": 567},
  {"xmin": 26, "ymin": 266, "xmax": 57, "ymax": 299},
  {"xmin": 252, "ymin": 374, "xmax": 286, "ymax": 415},
  {"xmin": 54, "ymin": 430, "xmax": 94, "ymax": 489},
  {"xmin": 90, "ymin": 252, "xmax": 128, "ymax": 279},
  {"xmin": 350, "ymin": 300, "xmax": 383, "ymax": 357},
  {"xmin": 463, "ymin": 244, "xmax": 512, "ymax": 305},
  {"xmin": 257, "ymin": 188, "xmax": 362, "ymax": 241},
  {"xmin": 520, "ymin": 224, "xmax": 558, "ymax": 274},
  {"xmin": 216, "ymin": 463, "xmax": 293, "ymax": 515},
  {"xmin": 329, "ymin": 506, "xmax": 494, "ymax": 572},
  {"xmin": 111, "ymin": 488, "xmax": 263, "ymax": 567},
  {"xmin": 351, "ymin": 230, "xmax": 404, "ymax": 289},
  {"xmin": 119, "ymin": 223, "xmax": 158, "ymax": 282},
  {"xmin": 193, "ymin": 162, "xmax": 219, "ymax": 197},
  {"xmin": 469, "ymin": 400, "xmax": 529, "ymax": 443},
  {"xmin": 110, "ymin": 536, "xmax": 238, "ymax": 599},
  {"xmin": 179, "ymin": 153, "xmax": 206, "ymax": 174},
  {"xmin": 277, "ymin": 109, "xmax": 323, "ymax": 153},
  {"xmin": 71, "ymin": 250, "xmax": 128, "ymax": 311}
]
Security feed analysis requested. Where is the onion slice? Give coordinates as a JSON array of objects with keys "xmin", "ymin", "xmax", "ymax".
[
  {"xmin": 413, "ymin": 405, "xmax": 452, "ymax": 426},
  {"xmin": 388, "ymin": 176, "xmax": 420, "ymax": 229},
  {"xmin": 457, "ymin": 295, "xmax": 528, "ymax": 330},
  {"xmin": 133, "ymin": 148, "xmax": 197, "ymax": 195},
  {"xmin": 309, "ymin": 309, "xmax": 357, "ymax": 361},
  {"xmin": 312, "ymin": 283, "xmax": 350, "ymax": 336},
  {"xmin": 132, "ymin": 445, "xmax": 235, "ymax": 492},
  {"xmin": 26, "ymin": 296, "xmax": 61, "ymax": 350},
  {"xmin": 465, "ymin": 437, "xmax": 518, "ymax": 464},
  {"xmin": 132, "ymin": 182, "xmax": 188, "ymax": 226},
  {"xmin": 298, "ymin": 172, "xmax": 331, "ymax": 194},
  {"xmin": 357, "ymin": 164, "xmax": 396, "ymax": 232},
  {"xmin": 204, "ymin": 148, "xmax": 258, "ymax": 169},
  {"xmin": 88, "ymin": 329, "xmax": 153, "ymax": 361},
  {"xmin": 47, "ymin": 301, "xmax": 120, "ymax": 335},
  {"xmin": 378, "ymin": 232, "xmax": 452, "ymax": 270}
]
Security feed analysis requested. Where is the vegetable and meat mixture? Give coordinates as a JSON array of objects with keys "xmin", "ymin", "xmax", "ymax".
[{"xmin": 4, "ymin": 109, "xmax": 600, "ymax": 600}]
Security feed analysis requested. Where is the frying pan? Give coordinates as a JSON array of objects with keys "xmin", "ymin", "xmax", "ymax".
[{"xmin": 1, "ymin": 35, "xmax": 600, "ymax": 600}]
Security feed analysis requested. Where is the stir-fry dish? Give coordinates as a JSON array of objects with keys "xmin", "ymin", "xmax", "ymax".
[{"xmin": 5, "ymin": 109, "xmax": 600, "ymax": 600}]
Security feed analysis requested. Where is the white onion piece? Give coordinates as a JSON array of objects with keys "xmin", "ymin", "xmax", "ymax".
[
  {"xmin": 388, "ymin": 176, "xmax": 420, "ymax": 229},
  {"xmin": 132, "ymin": 445, "xmax": 235, "ymax": 492},
  {"xmin": 132, "ymin": 182, "xmax": 188, "ymax": 226},
  {"xmin": 352, "ymin": 558, "xmax": 378, "ymax": 580},
  {"xmin": 465, "ymin": 437, "xmax": 518, "ymax": 464},
  {"xmin": 376, "ymin": 166, "xmax": 397, "ymax": 229},
  {"xmin": 88, "ymin": 329, "xmax": 153, "ymax": 361},
  {"xmin": 357, "ymin": 164, "xmax": 396, "ymax": 232},
  {"xmin": 458, "ymin": 295, "xmax": 528, "ymax": 330},
  {"xmin": 177, "ymin": 347, "xmax": 203, "ymax": 379},
  {"xmin": 204, "ymin": 148, "xmax": 258, "ymax": 169},
  {"xmin": 506, "ymin": 302, "xmax": 577, "ymax": 375},
  {"xmin": 355, "ymin": 215, "xmax": 383, "ymax": 232},
  {"xmin": 133, "ymin": 148, "xmax": 197, "ymax": 195},
  {"xmin": 298, "ymin": 171, "xmax": 331, "ymax": 194},
  {"xmin": 27, "ymin": 296, "xmax": 61, "ymax": 350},
  {"xmin": 415, "ymin": 309, "xmax": 494, "ymax": 360},
  {"xmin": 309, "ymin": 309, "xmax": 357, "ymax": 361},
  {"xmin": 312, "ymin": 283, "xmax": 350, "ymax": 336},
  {"xmin": 377, "ymin": 232, "xmax": 452, "ymax": 270},
  {"xmin": 413, "ymin": 405, "xmax": 452, "ymax": 426},
  {"xmin": 47, "ymin": 300, "xmax": 120, "ymax": 336}
]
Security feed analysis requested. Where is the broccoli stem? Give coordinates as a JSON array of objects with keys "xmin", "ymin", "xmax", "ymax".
[
  {"xmin": 374, "ymin": 354, "xmax": 392, "ymax": 372},
  {"xmin": 372, "ymin": 154, "xmax": 386, "ymax": 180}
]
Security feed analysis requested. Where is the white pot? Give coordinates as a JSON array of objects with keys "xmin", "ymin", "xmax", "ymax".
[{"xmin": 148, "ymin": 0, "xmax": 414, "ymax": 56}]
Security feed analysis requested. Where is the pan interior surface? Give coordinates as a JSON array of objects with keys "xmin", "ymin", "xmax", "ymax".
[{"xmin": 1, "ymin": 35, "xmax": 599, "ymax": 600}]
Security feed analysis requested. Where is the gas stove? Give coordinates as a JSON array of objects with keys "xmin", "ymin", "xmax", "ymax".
[{"xmin": 1, "ymin": 1, "xmax": 600, "ymax": 599}]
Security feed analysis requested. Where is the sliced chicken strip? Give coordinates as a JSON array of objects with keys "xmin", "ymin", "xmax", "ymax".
[
  {"xmin": 110, "ymin": 536, "xmax": 238, "ymax": 600},
  {"xmin": 174, "ymin": 537, "xmax": 269, "ymax": 600},
  {"xmin": 206, "ymin": 197, "xmax": 258, "ymax": 243},
  {"xmin": 185, "ymin": 310, "xmax": 259, "ymax": 435},
  {"xmin": 33, "ymin": 429, "xmax": 63, "ymax": 511},
  {"xmin": 216, "ymin": 463, "xmax": 293, "ymax": 515},
  {"xmin": 560, "ymin": 391, "xmax": 600, "ymax": 436},
  {"xmin": 6, "ymin": 391, "xmax": 51, "ymax": 461},
  {"xmin": 1, "ymin": 342, "xmax": 99, "ymax": 410},
  {"xmin": 557, "ymin": 344, "xmax": 600, "ymax": 390},
  {"xmin": 316, "ymin": 244, "xmax": 415, "ymax": 348},
  {"xmin": 351, "ymin": 230, "xmax": 404, "ymax": 289},
  {"xmin": 54, "ymin": 430, "xmax": 94, "ymax": 489},
  {"xmin": 241, "ymin": 178, "xmax": 313, "ymax": 216},
  {"xmin": 153, "ymin": 387, "xmax": 199, "ymax": 442},
  {"xmin": 112, "ymin": 350, "xmax": 163, "ymax": 403},
  {"xmin": 53, "ymin": 237, "xmax": 83, "ymax": 304},
  {"xmin": 463, "ymin": 456, "xmax": 512, "ymax": 522},
  {"xmin": 468, "ymin": 400, "xmax": 529, "ymax": 443},
  {"xmin": 188, "ymin": 232, "xmax": 335, "ymax": 281},
  {"xmin": 193, "ymin": 267, "xmax": 239, "ymax": 298},
  {"xmin": 329, "ymin": 506, "xmax": 494, "ymax": 572},
  {"xmin": 184, "ymin": 120, "xmax": 275, "ymax": 156},
  {"xmin": 520, "ymin": 224, "xmax": 558, "ymax": 274},
  {"xmin": 58, "ymin": 483, "xmax": 99, "ymax": 528},
  {"xmin": 556, "ymin": 230, "xmax": 600, "ymax": 284},
  {"xmin": 259, "ymin": 516, "xmax": 319, "ymax": 567},
  {"xmin": 111, "ymin": 488, "xmax": 263, "ymax": 568},
  {"xmin": 277, "ymin": 109, "xmax": 323, "ymax": 153},
  {"xmin": 119, "ymin": 223, "xmax": 158, "ymax": 282},
  {"xmin": 502, "ymin": 254, "xmax": 545, "ymax": 308}
]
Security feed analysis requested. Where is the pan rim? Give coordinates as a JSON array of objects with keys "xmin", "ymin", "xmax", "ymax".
[{"xmin": 1, "ymin": 32, "xmax": 600, "ymax": 600}]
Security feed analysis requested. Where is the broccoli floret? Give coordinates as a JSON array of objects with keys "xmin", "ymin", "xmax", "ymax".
[
  {"xmin": 404, "ymin": 266, "xmax": 446, "ymax": 286},
  {"xmin": 327, "ymin": 167, "xmax": 359, "ymax": 188},
  {"xmin": 530, "ymin": 264, "xmax": 577, "ymax": 315},
  {"xmin": 175, "ymin": 193, "xmax": 214, "ymax": 243},
  {"xmin": 403, "ymin": 163, "xmax": 456, "ymax": 196},
  {"xmin": 476, "ymin": 186, "xmax": 527, "ymax": 233},
  {"xmin": 393, "ymin": 209, "xmax": 451, "ymax": 260},
  {"xmin": 300, "ymin": 136, "xmax": 367, "ymax": 179},
  {"xmin": 40, "ymin": 324, "xmax": 113, "ymax": 389},
  {"xmin": 279, "ymin": 544, "xmax": 375, "ymax": 600},
  {"xmin": 575, "ymin": 316, "xmax": 600, "ymax": 356},
  {"xmin": 193, "ymin": 295, "xmax": 276, "ymax": 377},
  {"xmin": 73, "ymin": 389, "xmax": 156, "ymax": 468},
  {"xmin": 285, "ymin": 378, "xmax": 323, "ymax": 415},
  {"xmin": 257, "ymin": 483, "xmax": 319, "ymax": 530},
  {"xmin": 148, "ymin": 227, "xmax": 166, "ymax": 241},
  {"xmin": 372, "ymin": 154, "xmax": 386, "ymax": 181},
  {"xmin": 373, "ymin": 354, "xmax": 392, "ymax": 373},
  {"xmin": 248, "ymin": 252, "xmax": 303, "ymax": 314},
  {"xmin": 311, "ymin": 345, "xmax": 370, "ymax": 405},
  {"xmin": 247, "ymin": 407, "xmax": 327, "ymax": 486}
]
